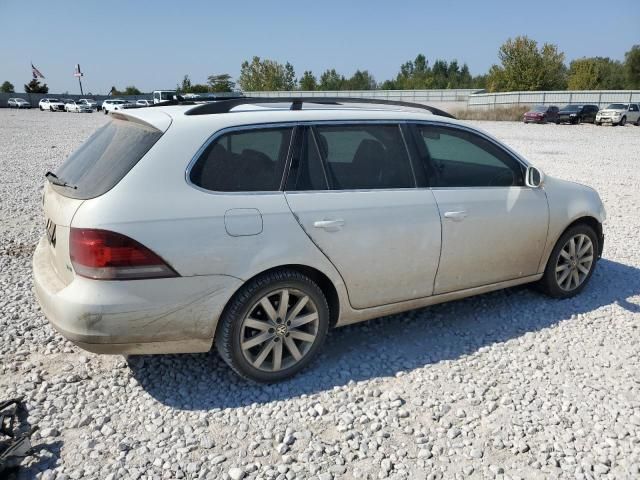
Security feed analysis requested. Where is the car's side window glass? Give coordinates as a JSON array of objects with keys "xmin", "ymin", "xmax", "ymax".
[
  {"xmin": 416, "ymin": 125, "xmax": 524, "ymax": 188},
  {"xmin": 630, "ymin": 104, "xmax": 639, "ymax": 112},
  {"xmin": 285, "ymin": 128, "xmax": 328, "ymax": 191},
  {"xmin": 313, "ymin": 124, "xmax": 414, "ymax": 190},
  {"xmin": 190, "ymin": 127, "xmax": 292, "ymax": 192}
]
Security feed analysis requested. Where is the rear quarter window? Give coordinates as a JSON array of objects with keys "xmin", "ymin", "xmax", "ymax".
[
  {"xmin": 52, "ymin": 118, "xmax": 163, "ymax": 199},
  {"xmin": 189, "ymin": 127, "xmax": 293, "ymax": 192}
]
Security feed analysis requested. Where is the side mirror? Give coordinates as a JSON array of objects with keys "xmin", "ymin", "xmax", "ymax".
[{"xmin": 525, "ymin": 166, "xmax": 544, "ymax": 188}]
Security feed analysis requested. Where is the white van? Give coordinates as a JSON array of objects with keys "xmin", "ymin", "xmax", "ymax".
[{"xmin": 152, "ymin": 90, "xmax": 176, "ymax": 104}]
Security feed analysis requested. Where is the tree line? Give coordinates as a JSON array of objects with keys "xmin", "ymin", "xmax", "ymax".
[
  {"xmin": 2, "ymin": 38, "xmax": 638, "ymax": 95},
  {"xmin": 174, "ymin": 38, "xmax": 640, "ymax": 94}
]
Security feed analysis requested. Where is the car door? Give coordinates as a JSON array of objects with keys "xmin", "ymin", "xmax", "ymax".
[
  {"xmin": 285, "ymin": 124, "xmax": 442, "ymax": 309},
  {"xmin": 411, "ymin": 123, "xmax": 549, "ymax": 294},
  {"xmin": 629, "ymin": 104, "xmax": 640, "ymax": 123}
]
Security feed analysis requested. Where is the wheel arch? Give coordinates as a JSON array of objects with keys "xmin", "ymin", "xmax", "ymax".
[
  {"xmin": 547, "ymin": 216, "xmax": 604, "ymax": 266},
  {"xmin": 218, "ymin": 264, "xmax": 341, "ymax": 333}
]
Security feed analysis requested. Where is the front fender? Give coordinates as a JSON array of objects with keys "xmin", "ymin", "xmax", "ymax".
[{"xmin": 537, "ymin": 176, "xmax": 605, "ymax": 272}]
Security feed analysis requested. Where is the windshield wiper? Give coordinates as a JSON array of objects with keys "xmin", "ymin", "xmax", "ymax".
[{"xmin": 45, "ymin": 171, "xmax": 77, "ymax": 190}]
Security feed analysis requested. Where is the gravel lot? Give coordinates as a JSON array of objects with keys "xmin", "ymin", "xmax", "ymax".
[{"xmin": 1, "ymin": 109, "xmax": 639, "ymax": 480}]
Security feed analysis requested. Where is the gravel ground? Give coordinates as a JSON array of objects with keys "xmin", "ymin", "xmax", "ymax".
[{"xmin": 1, "ymin": 109, "xmax": 639, "ymax": 480}]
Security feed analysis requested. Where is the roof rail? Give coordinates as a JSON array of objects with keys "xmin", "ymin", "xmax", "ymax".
[{"xmin": 182, "ymin": 97, "xmax": 456, "ymax": 118}]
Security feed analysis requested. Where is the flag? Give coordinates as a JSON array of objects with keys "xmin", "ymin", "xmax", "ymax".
[{"xmin": 31, "ymin": 64, "xmax": 45, "ymax": 79}]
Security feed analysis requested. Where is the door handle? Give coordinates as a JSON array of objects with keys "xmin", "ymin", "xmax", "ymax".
[
  {"xmin": 443, "ymin": 210, "xmax": 468, "ymax": 221},
  {"xmin": 313, "ymin": 219, "xmax": 345, "ymax": 230}
]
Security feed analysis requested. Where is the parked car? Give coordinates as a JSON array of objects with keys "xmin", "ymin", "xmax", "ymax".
[
  {"xmin": 595, "ymin": 103, "xmax": 640, "ymax": 126},
  {"xmin": 556, "ymin": 104, "xmax": 599, "ymax": 124},
  {"xmin": 136, "ymin": 99, "xmax": 153, "ymax": 107},
  {"xmin": 101, "ymin": 99, "xmax": 129, "ymax": 114},
  {"xmin": 7, "ymin": 98, "xmax": 31, "ymax": 109},
  {"xmin": 523, "ymin": 105, "xmax": 559, "ymax": 124},
  {"xmin": 78, "ymin": 99, "xmax": 99, "ymax": 111},
  {"xmin": 64, "ymin": 100, "xmax": 93, "ymax": 113},
  {"xmin": 38, "ymin": 98, "xmax": 66, "ymax": 112},
  {"xmin": 33, "ymin": 98, "xmax": 606, "ymax": 382}
]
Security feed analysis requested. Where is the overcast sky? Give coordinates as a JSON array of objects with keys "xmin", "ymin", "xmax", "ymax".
[{"xmin": 1, "ymin": 0, "xmax": 639, "ymax": 95}]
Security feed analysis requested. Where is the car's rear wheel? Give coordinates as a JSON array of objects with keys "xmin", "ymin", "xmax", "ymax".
[
  {"xmin": 215, "ymin": 269, "xmax": 330, "ymax": 382},
  {"xmin": 538, "ymin": 224, "xmax": 598, "ymax": 299}
]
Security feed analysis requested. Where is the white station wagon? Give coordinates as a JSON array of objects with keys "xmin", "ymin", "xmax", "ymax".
[{"xmin": 33, "ymin": 98, "xmax": 606, "ymax": 382}]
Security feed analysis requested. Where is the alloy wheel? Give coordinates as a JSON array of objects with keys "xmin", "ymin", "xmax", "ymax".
[
  {"xmin": 240, "ymin": 288, "xmax": 319, "ymax": 372},
  {"xmin": 555, "ymin": 234, "xmax": 594, "ymax": 291}
]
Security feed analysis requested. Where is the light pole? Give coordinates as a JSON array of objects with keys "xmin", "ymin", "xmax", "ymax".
[{"xmin": 74, "ymin": 64, "xmax": 84, "ymax": 96}]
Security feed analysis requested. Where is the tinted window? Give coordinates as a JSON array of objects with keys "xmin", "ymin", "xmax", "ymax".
[
  {"xmin": 313, "ymin": 124, "xmax": 414, "ymax": 190},
  {"xmin": 285, "ymin": 128, "xmax": 328, "ymax": 191},
  {"xmin": 190, "ymin": 127, "xmax": 292, "ymax": 192},
  {"xmin": 416, "ymin": 125, "xmax": 524, "ymax": 188},
  {"xmin": 54, "ymin": 119, "xmax": 163, "ymax": 199},
  {"xmin": 630, "ymin": 104, "xmax": 638, "ymax": 112}
]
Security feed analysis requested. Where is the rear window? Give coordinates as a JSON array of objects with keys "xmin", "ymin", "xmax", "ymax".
[{"xmin": 52, "ymin": 119, "xmax": 163, "ymax": 199}]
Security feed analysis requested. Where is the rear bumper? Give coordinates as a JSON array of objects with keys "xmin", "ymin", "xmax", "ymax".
[{"xmin": 32, "ymin": 237, "xmax": 242, "ymax": 354}]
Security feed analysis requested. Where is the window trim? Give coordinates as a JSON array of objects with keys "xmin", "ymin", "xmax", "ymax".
[
  {"xmin": 185, "ymin": 122, "xmax": 297, "ymax": 195},
  {"xmin": 409, "ymin": 120, "xmax": 531, "ymax": 190}
]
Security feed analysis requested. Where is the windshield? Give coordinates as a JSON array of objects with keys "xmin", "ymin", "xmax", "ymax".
[
  {"xmin": 49, "ymin": 98, "xmax": 59, "ymax": 102},
  {"xmin": 562, "ymin": 105, "xmax": 581, "ymax": 111},
  {"xmin": 160, "ymin": 92, "xmax": 174, "ymax": 100},
  {"xmin": 531, "ymin": 105, "xmax": 547, "ymax": 112},
  {"xmin": 605, "ymin": 103, "xmax": 627, "ymax": 110},
  {"xmin": 52, "ymin": 119, "xmax": 163, "ymax": 199}
]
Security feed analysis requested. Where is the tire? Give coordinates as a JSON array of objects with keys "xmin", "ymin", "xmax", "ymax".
[
  {"xmin": 215, "ymin": 269, "xmax": 330, "ymax": 382},
  {"xmin": 620, "ymin": 116, "xmax": 626, "ymax": 126},
  {"xmin": 595, "ymin": 122, "xmax": 601, "ymax": 126},
  {"xmin": 39, "ymin": 106, "xmax": 43, "ymax": 111},
  {"xmin": 537, "ymin": 224, "xmax": 599, "ymax": 299},
  {"xmin": 635, "ymin": 118, "xmax": 640, "ymax": 126},
  {"xmin": 104, "ymin": 109, "xmax": 108, "ymax": 115}
]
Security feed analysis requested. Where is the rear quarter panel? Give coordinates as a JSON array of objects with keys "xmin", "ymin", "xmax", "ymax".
[{"xmin": 70, "ymin": 117, "xmax": 347, "ymax": 296}]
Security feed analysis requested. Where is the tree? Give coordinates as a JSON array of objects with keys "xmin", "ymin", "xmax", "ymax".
[
  {"xmin": 318, "ymin": 69, "xmax": 346, "ymax": 90},
  {"xmin": 123, "ymin": 86, "xmax": 142, "ymax": 95},
  {"xmin": 208, "ymin": 74, "xmax": 235, "ymax": 92},
  {"xmin": 381, "ymin": 54, "xmax": 482, "ymax": 90},
  {"xmin": 238, "ymin": 56, "xmax": 294, "ymax": 91},
  {"xmin": 179, "ymin": 74, "xmax": 192, "ymax": 93},
  {"xmin": 299, "ymin": 71, "xmax": 317, "ymax": 91},
  {"xmin": 568, "ymin": 57, "xmax": 625, "ymax": 90},
  {"xmin": 486, "ymin": 36, "xmax": 567, "ymax": 91},
  {"xmin": 284, "ymin": 63, "xmax": 296, "ymax": 90},
  {"xmin": 345, "ymin": 70, "xmax": 376, "ymax": 90},
  {"xmin": 24, "ymin": 79, "xmax": 48, "ymax": 94},
  {"xmin": 624, "ymin": 45, "xmax": 640, "ymax": 89},
  {"xmin": 189, "ymin": 83, "xmax": 211, "ymax": 93},
  {"xmin": 1, "ymin": 81, "xmax": 14, "ymax": 93}
]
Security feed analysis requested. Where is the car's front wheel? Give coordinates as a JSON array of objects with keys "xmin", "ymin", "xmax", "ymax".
[
  {"xmin": 216, "ymin": 270, "xmax": 330, "ymax": 382},
  {"xmin": 538, "ymin": 224, "xmax": 598, "ymax": 299},
  {"xmin": 620, "ymin": 116, "xmax": 627, "ymax": 126}
]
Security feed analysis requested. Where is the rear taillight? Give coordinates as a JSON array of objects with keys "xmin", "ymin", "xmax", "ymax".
[{"xmin": 69, "ymin": 228, "xmax": 178, "ymax": 280}]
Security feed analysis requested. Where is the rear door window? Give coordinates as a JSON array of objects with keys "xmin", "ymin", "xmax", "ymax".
[
  {"xmin": 312, "ymin": 124, "xmax": 414, "ymax": 190},
  {"xmin": 53, "ymin": 118, "xmax": 163, "ymax": 199},
  {"xmin": 190, "ymin": 127, "xmax": 293, "ymax": 192}
]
